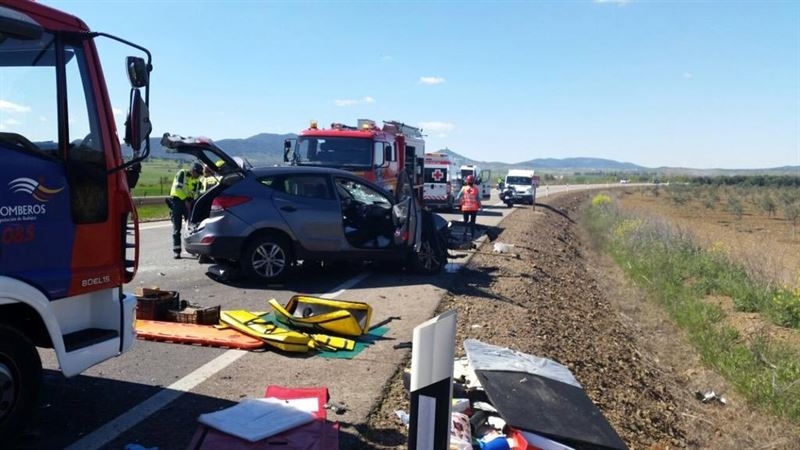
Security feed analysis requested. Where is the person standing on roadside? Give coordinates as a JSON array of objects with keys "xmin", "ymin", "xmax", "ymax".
[
  {"xmin": 168, "ymin": 162, "xmax": 202, "ymax": 259},
  {"xmin": 456, "ymin": 174, "xmax": 481, "ymax": 238}
]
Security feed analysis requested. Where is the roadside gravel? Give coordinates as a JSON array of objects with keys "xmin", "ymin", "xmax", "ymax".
[{"xmin": 345, "ymin": 190, "xmax": 800, "ymax": 449}]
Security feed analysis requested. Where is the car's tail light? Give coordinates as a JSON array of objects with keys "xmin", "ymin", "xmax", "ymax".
[
  {"xmin": 211, "ymin": 195, "xmax": 251, "ymax": 212},
  {"xmin": 395, "ymin": 229, "xmax": 409, "ymax": 242},
  {"xmin": 200, "ymin": 236, "xmax": 216, "ymax": 244}
]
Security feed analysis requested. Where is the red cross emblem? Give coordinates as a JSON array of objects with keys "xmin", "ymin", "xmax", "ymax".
[{"xmin": 432, "ymin": 169, "xmax": 444, "ymax": 182}]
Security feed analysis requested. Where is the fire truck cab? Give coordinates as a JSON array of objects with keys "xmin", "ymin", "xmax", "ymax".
[
  {"xmin": 284, "ymin": 119, "xmax": 425, "ymax": 202},
  {"xmin": 0, "ymin": 1, "xmax": 152, "ymax": 440}
]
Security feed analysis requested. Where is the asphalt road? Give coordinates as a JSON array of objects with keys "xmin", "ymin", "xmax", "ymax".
[{"xmin": 26, "ymin": 184, "xmax": 625, "ymax": 449}]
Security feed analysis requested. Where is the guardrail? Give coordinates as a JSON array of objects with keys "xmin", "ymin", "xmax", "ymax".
[{"xmin": 133, "ymin": 196, "xmax": 168, "ymax": 206}]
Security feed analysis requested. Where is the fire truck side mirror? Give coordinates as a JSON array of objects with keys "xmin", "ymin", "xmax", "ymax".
[
  {"xmin": 283, "ymin": 138, "xmax": 296, "ymax": 163},
  {"xmin": 0, "ymin": 6, "xmax": 43, "ymax": 41},
  {"xmin": 124, "ymin": 89, "xmax": 151, "ymax": 151},
  {"xmin": 384, "ymin": 145, "xmax": 392, "ymax": 163},
  {"xmin": 126, "ymin": 56, "xmax": 149, "ymax": 88}
]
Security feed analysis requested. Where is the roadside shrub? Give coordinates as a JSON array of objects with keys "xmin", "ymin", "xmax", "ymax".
[
  {"xmin": 591, "ymin": 193, "xmax": 612, "ymax": 207},
  {"xmin": 583, "ymin": 195, "xmax": 800, "ymax": 421},
  {"xmin": 771, "ymin": 281, "xmax": 800, "ymax": 328}
]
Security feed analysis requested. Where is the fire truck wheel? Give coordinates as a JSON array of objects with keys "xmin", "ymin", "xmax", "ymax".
[
  {"xmin": 0, "ymin": 325, "xmax": 42, "ymax": 442},
  {"xmin": 241, "ymin": 234, "xmax": 293, "ymax": 283}
]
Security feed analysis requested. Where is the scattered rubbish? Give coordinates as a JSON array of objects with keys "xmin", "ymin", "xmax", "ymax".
[
  {"xmin": 461, "ymin": 339, "xmax": 627, "ymax": 450},
  {"xmin": 134, "ymin": 287, "xmax": 180, "ymax": 321},
  {"xmin": 393, "ymin": 341, "xmax": 412, "ymax": 349},
  {"xmin": 395, "ymin": 410, "xmax": 410, "ymax": 426},
  {"xmin": 492, "ymin": 242, "xmax": 515, "ymax": 254},
  {"xmin": 134, "ymin": 320, "xmax": 265, "ymax": 350},
  {"xmin": 450, "ymin": 411, "xmax": 472, "ymax": 450},
  {"xmin": 167, "ymin": 301, "xmax": 221, "ymax": 325},
  {"xmin": 269, "ymin": 295, "xmax": 372, "ymax": 337},
  {"xmin": 323, "ymin": 401, "xmax": 347, "ymax": 414},
  {"xmin": 198, "ymin": 397, "xmax": 316, "ymax": 442},
  {"xmin": 695, "ymin": 389, "xmax": 728, "ymax": 405},
  {"xmin": 188, "ymin": 385, "xmax": 339, "ymax": 449}
]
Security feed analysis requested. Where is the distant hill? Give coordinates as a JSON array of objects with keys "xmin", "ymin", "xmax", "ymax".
[
  {"xmin": 143, "ymin": 132, "xmax": 799, "ymax": 175},
  {"xmin": 146, "ymin": 132, "xmax": 296, "ymax": 166}
]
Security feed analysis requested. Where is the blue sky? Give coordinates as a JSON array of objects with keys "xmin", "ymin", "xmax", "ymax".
[{"xmin": 41, "ymin": 0, "xmax": 800, "ymax": 170}]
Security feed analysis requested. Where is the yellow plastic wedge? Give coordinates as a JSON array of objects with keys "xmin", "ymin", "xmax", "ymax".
[
  {"xmin": 310, "ymin": 333, "xmax": 356, "ymax": 352},
  {"xmin": 268, "ymin": 295, "xmax": 372, "ymax": 337},
  {"xmin": 220, "ymin": 310, "xmax": 313, "ymax": 353}
]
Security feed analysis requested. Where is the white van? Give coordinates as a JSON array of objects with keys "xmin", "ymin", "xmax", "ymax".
[{"xmin": 501, "ymin": 169, "xmax": 536, "ymax": 206}]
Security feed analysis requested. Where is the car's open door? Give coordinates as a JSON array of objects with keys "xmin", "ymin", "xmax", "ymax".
[{"xmin": 392, "ymin": 171, "xmax": 422, "ymax": 250}]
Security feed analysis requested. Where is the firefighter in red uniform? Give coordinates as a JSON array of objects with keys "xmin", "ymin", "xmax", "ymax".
[{"xmin": 456, "ymin": 174, "xmax": 482, "ymax": 238}]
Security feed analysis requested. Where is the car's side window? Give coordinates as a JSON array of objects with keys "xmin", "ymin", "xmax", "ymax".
[
  {"xmin": 335, "ymin": 177, "xmax": 391, "ymax": 207},
  {"xmin": 274, "ymin": 174, "xmax": 332, "ymax": 200}
]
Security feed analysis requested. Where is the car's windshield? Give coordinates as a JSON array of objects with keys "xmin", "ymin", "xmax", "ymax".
[
  {"xmin": 506, "ymin": 176, "xmax": 531, "ymax": 185},
  {"xmin": 296, "ymin": 137, "xmax": 372, "ymax": 167}
]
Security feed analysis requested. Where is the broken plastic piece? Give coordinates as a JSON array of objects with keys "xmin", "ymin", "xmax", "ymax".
[{"xmin": 324, "ymin": 401, "xmax": 347, "ymax": 414}]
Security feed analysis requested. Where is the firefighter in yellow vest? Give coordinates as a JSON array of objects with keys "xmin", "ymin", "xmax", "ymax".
[
  {"xmin": 169, "ymin": 162, "xmax": 202, "ymax": 259},
  {"xmin": 199, "ymin": 163, "xmax": 220, "ymax": 194},
  {"xmin": 455, "ymin": 174, "xmax": 482, "ymax": 238}
]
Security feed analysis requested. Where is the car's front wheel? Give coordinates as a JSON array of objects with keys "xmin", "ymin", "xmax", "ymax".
[
  {"xmin": 241, "ymin": 235, "xmax": 293, "ymax": 283},
  {"xmin": 411, "ymin": 238, "xmax": 444, "ymax": 275}
]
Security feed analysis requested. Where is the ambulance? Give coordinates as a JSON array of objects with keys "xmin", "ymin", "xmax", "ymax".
[{"xmin": 422, "ymin": 152, "xmax": 454, "ymax": 210}]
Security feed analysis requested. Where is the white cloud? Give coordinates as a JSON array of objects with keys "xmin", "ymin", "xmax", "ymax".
[
  {"xmin": 594, "ymin": 0, "xmax": 629, "ymax": 5},
  {"xmin": 3, "ymin": 118, "xmax": 21, "ymax": 126},
  {"xmin": 419, "ymin": 76, "xmax": 446, "ymax": 85},
  {"xmin": 112, "ymin": 107, "xmax": 125, "ymax": 117},
  {"xmin": 334, "ymin": 96, "xmax": 375, "ymax": 107},
  {"xmin": 419, "ymin": 121, "xmax": 455, "ymax": 134},
  {"xmin": 682, "ymin": 72, "xmax": 693, "ymax": 79},
  {"xmin": 0, "ymin": 99, "xmax": 31, "ymax": 113}
]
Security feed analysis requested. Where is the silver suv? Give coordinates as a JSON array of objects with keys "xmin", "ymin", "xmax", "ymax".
[{"xmin": 161, "ymin": 134, "xmax": 450, "ymax": 283}]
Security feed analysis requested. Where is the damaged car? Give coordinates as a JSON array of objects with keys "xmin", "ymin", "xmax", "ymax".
[{"xmin": 161, "ymin": 133, "xmax": 450, "ymax": 283}]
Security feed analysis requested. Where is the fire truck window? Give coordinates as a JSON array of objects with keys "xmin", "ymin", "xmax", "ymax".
[
  {"xmin": 373, "ymin": 142, "xmax": 385, "ymax": 166},
  {"xmin": 0, "ymin": 32, "xmax": 59, "ymax": 159},
  {"xmin": 64, "ymin": 42, "xmax": 108, "ymax": 224}
]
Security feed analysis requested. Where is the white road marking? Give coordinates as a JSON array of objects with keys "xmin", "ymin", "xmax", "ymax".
[{"xmin": 65, "ymin": 272, "xmax": 370, "ymax": 450}]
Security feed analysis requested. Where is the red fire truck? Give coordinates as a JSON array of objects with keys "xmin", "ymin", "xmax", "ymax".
[
  {"xmin": 0, "ymin": 1, "xmax": 152, "ymax": 440},
  {"xmin": 284, "ymin": 119, "xmax": 425, "ymax": 202}
]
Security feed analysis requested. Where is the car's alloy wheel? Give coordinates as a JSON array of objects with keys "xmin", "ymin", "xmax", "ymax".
[
  {"xmin": 412, "ymin": 238, "xmax": 444, "ymax": 275},
  {"xmin": 242, "ymin": 236, "xmax": 292, "ymax": 282}
]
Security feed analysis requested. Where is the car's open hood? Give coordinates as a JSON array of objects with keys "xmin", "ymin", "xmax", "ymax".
[{"xmin": 160, "ymin": 133, "xmax": 250, "ymax": 176}]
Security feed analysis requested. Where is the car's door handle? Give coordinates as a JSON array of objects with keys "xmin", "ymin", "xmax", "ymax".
[{"xmin": 280, "ymin": 206, "xmax": 297, "ymax": 212}]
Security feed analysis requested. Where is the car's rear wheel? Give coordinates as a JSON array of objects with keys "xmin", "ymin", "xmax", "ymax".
[
  {"xmin": 241, "ymin": 235, "xmax": 293, "ymax": 283},
  {"xmin": 0, "ymin": 326, "xmax": 42, "ymax": 443}
]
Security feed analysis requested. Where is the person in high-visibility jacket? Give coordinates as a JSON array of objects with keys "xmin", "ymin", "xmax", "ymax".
[
  {"xmin": 199, "ymin": 163, "xmax": 220, "ymax": 194},
  {"xmin": 169, "ymin": 162, "xmax": 202, "ymax": 259},
  {"xmin": 455, "ymin": 174, "xmax": 482, "ymax": 238}
]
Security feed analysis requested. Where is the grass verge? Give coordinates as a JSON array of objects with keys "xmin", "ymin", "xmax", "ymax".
[{"xmin": 584, "ymin": 193, "xmax": 800, "ymax": 421}]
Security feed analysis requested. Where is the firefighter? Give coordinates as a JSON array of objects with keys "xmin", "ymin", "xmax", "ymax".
[
  {"xmin": 168, "ymin": 162, "xmax": 202, "ymax": 259},
  {"xmin": 456, "ymin": 174, "xmax": 482, "ymax": 238},
  {"xmin": 199, "ymin": 163, "xmax": 220, "ymax": 194}
]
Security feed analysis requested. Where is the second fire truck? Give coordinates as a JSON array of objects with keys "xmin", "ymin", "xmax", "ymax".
[{"xmin": 284, "ymin": 119, "xmax": 425, "ymax": 202}]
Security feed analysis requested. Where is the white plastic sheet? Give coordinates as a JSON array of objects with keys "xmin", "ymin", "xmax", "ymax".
[{"xmin": 198, "ymin": 397, "xmax": 316, "ymax": 442}]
